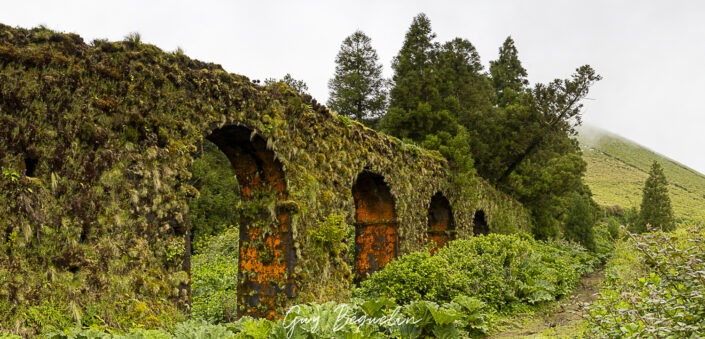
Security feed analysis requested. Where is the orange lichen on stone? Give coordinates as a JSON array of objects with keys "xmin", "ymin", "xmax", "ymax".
[
  {"xmin": 239, "ymin": 226, "xmax": 288, "ymax": 283},
  {"xmin": 352, "ymin": 172, "xmax": 398, "ymax": 283},
  {"xmin": 354, "ymin": 222, "xmax": 398, "ymax": 279},
  {"xmin": 427, "ymin": 192, "xmax": 455, "ymax": 254},
  {"xmin": 207, "ymin": 126, "xmax": 296, "ymax": 320}
]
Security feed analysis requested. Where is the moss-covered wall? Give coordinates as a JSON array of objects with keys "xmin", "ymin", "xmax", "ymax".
[{"xmin": 0, "ymin": 24, "xmax": 531, "ymax": 333}]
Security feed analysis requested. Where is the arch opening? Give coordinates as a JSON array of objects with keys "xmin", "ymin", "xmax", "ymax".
[
  {"xmin": 202, "ymin": 125, "xmax": 296, "ymax": 319},
  {"xmin": 427, "ymin": 192, "xmax": 455, "ymax": 252},
  {"xmin": 24, "ymin": 156, "xmax": 37, "ymax": 177},
  {"xmin": 473, "ymin": 209, "xmax": 489, "ymax": 235},
  {"xmin": 351, "ymin": 171, "xmax": 397, "ymax": 284}
]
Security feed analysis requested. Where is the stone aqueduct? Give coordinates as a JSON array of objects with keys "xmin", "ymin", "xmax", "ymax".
[{"xmin": 0, "ymin": 24, "xmax": 531, "ymax": 319}]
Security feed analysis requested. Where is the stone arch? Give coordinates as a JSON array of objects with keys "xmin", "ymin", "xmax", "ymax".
[
  {"xmin": 0, "ymin": 25, "xmax": 539, "ymax": 332},
  {"xmin": 351, "ymin": 171, "xmax": 398, "ymax": 283},
  {"xmin": 427, "ymin": 192, "xmax": 455, "ymax": 252},
  {"xmin": 205, "ymin": 125, "xmax": 296, "ymax": 319},
  {"xmin": 473, "ymin": 209, "xmax": 489, "ymax": 235},
  {"xmin": 24, "ymin": 155, "xmax": 38, "ymax": 177}
]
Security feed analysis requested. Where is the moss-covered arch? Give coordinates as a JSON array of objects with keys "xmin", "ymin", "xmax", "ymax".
[
  {"xmin": 205, "ymin": 125, "xmax": 296, "ymax": 318},
  {"xmin": 427, "ymin": 192, "xmax": 455, "ymax": 252},
  {"xmin": 351, "ymin": 170, "xmax": 398, "ymax": 283},
  {"xmin": 0, "ymin": 23, "xmax": 532, "ymax": 331},
  {"xmin": 473, "ymin": 209, "xmax": 489, "ymax": 235}
]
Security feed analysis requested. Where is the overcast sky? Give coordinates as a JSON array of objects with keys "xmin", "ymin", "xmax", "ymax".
[{"xmin": 2, "ymin": 0, "xmax": 704, "ymax": 174}]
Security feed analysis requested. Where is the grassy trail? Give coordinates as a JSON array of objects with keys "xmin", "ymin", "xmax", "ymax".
[{"xmin": 489, "ymin": 270, "xmax": 604, "ymax": 338}]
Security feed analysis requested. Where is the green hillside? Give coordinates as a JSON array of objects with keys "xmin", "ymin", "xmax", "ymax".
[{"xmin": 577, "ymin": 125, "xmax": 705, "ymax": 220}]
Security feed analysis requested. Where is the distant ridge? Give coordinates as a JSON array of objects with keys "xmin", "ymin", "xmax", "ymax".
[{"xmin": 577, "ymin": 124, "xmax": 705, "ymax": 220}]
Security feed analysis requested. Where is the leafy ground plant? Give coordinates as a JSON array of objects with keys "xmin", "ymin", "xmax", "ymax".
[
  {"xmin": 585, "ymin": 220, "xmax": 705, "ymax": 337},
  {"xmin": 355, "ymin": 234, "xmax": 599, "ymax": 313},
  {"xmin": 190, "ymin": 226, "xmax": 239, "ymax": 323},
  {"xmin": 39, "ymin": 298, "xmax": 491, "ymax": 338}
]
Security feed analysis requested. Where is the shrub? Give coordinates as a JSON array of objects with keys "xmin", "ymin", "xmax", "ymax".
[
  {"xmin": 622, "ymin": 206, "xmax": 640, "ymax": 231},
  {"xmin": 592, "ymin": 221, "xmax": 616, "ymax": 264},
  {"xmin": 309, "ymin": 214, "xmax": 348, "ymax": 257},
  {"xmin": 586, "ymin": 221, "xmax": 705, "ymax": 337},
  {"xmin": 266, "ymin": 297, "xmax": 491, "ymax": 338},
  {"xmin": 605, "ymin": 216, "xmax": 621, "ymax": 240},
  {"xmin": 37, "ymin": 233, "xmax": 600, "ymax": 338},
  {"xmin": 563, "ymin": 193, "xmax": 596, "ymax": 252},
  {"xmin": 42, "ymin": 322, "xmax": 228, "ymax": 339},
  {"xmin": 604, "ymin": 204, "xmax": 623, "ymax": 217},
  {"xmin": 190, "ymin": 227, "xmax": 239, "ymax": 323},
  {"xmin": 355, "ymin": 234, "xmax": 598, "ymax": 313},
  {"xmin": 41, "ymin": 298, "xmax": 492, "ymax": 338}
]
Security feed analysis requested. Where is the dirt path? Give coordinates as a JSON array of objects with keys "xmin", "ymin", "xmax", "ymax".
[{"xmin": 489, "ymin": 269, "xmax": 604, "ymax": 338}]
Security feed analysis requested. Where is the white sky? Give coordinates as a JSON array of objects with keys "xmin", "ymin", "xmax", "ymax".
[{"xmin": 2, "ymin": 0, "xmax": 704, "ymax": 174}]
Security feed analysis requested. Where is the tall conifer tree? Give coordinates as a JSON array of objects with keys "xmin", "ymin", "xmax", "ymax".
[
  {"xmin": 376, "ymin": 14, "xmax": 600, "ymax": 240},
  {"xmin": 638, "ymin": 161, "xmax": 675, "ymax": 232},
  {"xmin": 490, "ymin": 36, "xmax": 529, "ymax": 107},
  {"xmin": 380, "ymin": 13, "xmax": 457, "ymax": 141},
  {"xmin": 388, "ymin": 13, "xmax": 440, "ymax": 111},
  {"xmin": 437, "ymin": 38, "xmax": 494, "ymax": 127},
  {"xmin": 327, "ymin": 31, "xmax": 388, "ymax": 125}
]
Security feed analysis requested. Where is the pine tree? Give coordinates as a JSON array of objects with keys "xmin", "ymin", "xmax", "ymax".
[
  {"xmin": 437, "ymin": 38, "xmax": 494, "ymax": 127},
  {"xmin": 637, "ymin": 161, "xmax": 675, "ymax": 232},
  {"xmin": 327, "ymin": 31, "xmax": 388, "ymax": 126},
  {"xmin": 376, "ymin": 16, "xmax": 600, "ymax": 241},
  {"xmin": 489, "ymin": 36, "xmax": 529, "ymax": 107},
  {"xmin": 494, "ymin": 65, "xmax": 601, "ymax": 186},
  {"xmin": 380, "ymin": 13, "xmax": 456, "ymax": 141},
  {"xmin": 388, "ymin": 13, "xmax": 440, "ymax": 112}
]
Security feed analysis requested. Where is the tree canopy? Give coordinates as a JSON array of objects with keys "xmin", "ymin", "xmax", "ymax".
[
  {"xmin": 327, "ymin": 30, "xmax": 388, "ymax": 126},
  {"xmin": 373, "ymin": 13, "xmax": 601, "ymax": 240}
]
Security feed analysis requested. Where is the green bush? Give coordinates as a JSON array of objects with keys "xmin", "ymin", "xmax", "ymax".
[
  {"xmin": 266, "ymin": 297, "xmax": 491, "ymax": 338},
  {"xmin": 563, "ymin": 193, "xmax": 596, "ymax": 252},
  {"xmin": 36, "ymin": 233, "xmax": 600, "ymax": 338},
  {"xmin": 353, "ymin": 250, "xmax": 449, "ymax": 304},
  {"xmin": 586, "ymin": 221, "xmax": 705, "ymax": 337},
  {"xmin": 606, "ymin": 216, "xmax": 621, "ymax": 240},
  {"xmin": 172, "ymin": 320, "xmax": 236, "ymax": 339},
  {"xmin": 517, "ymin": 239, "xmax": 597, "ymax": 305},
  {"xmin": 190, "ymin": 227, "xmax": 239, "ymax": 323},
  {"xmin": 309, "ymin": 214, "xmax": 348, "ymax": 257},
  {"xmin": 40, "ymin": 299, "xmax": 492, "ymax": 338},
  {"xmin": 355, "ymin": 234, "xmax": 598, "ymax": 313},
  {"xmin": 0, "ymin": 332, "xmax": 21, "ymax": 339},
  {"xmin": 622, "ymin": 206, "xmax": 640, "ymax": 232},
  {"xmin": 592, "ymin": 221, "xmax": 616, "ymax": 264},
  {"xmin": 42, "ymin": 321, "xmax": 229, "ymax": 339}
]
